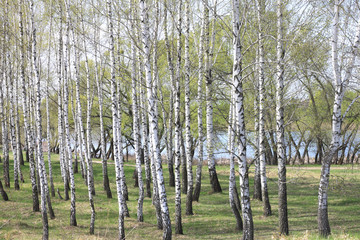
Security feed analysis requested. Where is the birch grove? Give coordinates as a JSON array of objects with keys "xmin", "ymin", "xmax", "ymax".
[{"xmin": 1, "ymin": 0, "xmax": 360, "ymax": 239}]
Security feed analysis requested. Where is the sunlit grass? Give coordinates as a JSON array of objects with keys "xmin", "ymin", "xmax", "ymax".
[{"xmin": 0, "ymin": 153, "xmax": 359, "ymax": 239}]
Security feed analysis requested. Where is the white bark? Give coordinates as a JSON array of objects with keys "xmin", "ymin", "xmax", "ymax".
[
  {"xmin": 174, "ymin": 0, "xmax": 183, "ymax": 234},
  {"xmin": 131, "ymin": 1, "xmax": 144, "ymax": 221},
  {"xmin": 232, "ymin": 0, "xmax": 254, "ymax": 238},
  {"xmin": 184, "ymin": 0, "xmax": 193, "ymax": 217},
  {"xmin": 30, "ymin": 0, "xmax": 49, "ymax": 237},
  {"xmin": 204, "ymin": 0, "xmax": 221, "ymax": 193},
  {"xmin": 318, "ymin": 1, "xmax": 360, "ymax": 236},
  {"xmin": 193, "ymin": 4, "xmax": 206, "ymax": 202},
  {"xmin": 228, "ymin": 90, "xmax": 243, "ymax": 231},
  {"xmin": 108, "ymin": 1, "xmax": 125, "ymax": 238},
  {"xmin": 163, "ymin": 0, "xmax": 175, "ymax": 188},
  {"xmin": 19, "ymin": 0, "xmax": 39, "ymax": 210},
  {"xmin": 64, "ymin": 1, "xmax": 77, "ymax": 225},
  {"xmin": 57, "ymin": 5, "xmax": 69, "ymax": 201},
  {"xmin": 276, "ymin": 0, "xmax": 288, "ymax": 235},
  {"xmin": 8, "ymin": 56, "xmax": 20, "ymax": 190},
  {"xmin": 140, "ymin": 1, "xmax": 172, "ymax": 238},
  {"xmin": 94, "ymin": 8, "xmax": 112, "ymax": 198},
  {"xmin": 256, "ymin": 0, "xmax": 271, "ymax": 216}
]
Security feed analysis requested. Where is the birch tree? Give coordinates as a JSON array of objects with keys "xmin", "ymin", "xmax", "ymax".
[
  {"xmin": 0, "ymin": 51, "xmax": 10, "ymax": 188},
  {"xmin": 228, "ymin": 92, "xmax": 243, "ymax": 231},
  {"xmin": 45, "ymin": 0, "xmax": 55, "ymax": 198},
  {"xmin": 140, "ymin": 0, "xmax": 172, "ymax": 238},
  {"xmin": 130, "ymin": 0, "xmax": 144, "ymax": 222},
  {"xmin": 256, "ymin": 0, "xmax": 271, "ymax": 216},
  {"xmin": 174, "ymin": 0, "xmax": 184, "ymax": 233},
  {"xmin": 204, "ymin": 0, "xmax": 222, "ymax": 193},
  {"xmin": 19, "ymin": 0, "xmax": 40, "ymax": 210},
  {"xmin": 276, "ymin": 0, "xmax": 288, "ymax": 235},
  {"xmin": 184, "ymin": 0, "xmax": 193, "ymax": 216},
  {"xmin": 163, "ymin": 0, "xmax": 175, "ymax": 188},
  {"xmin": 108, "ymin": 1, "xmax": 125, "ymax": 238},
  {"xmin": 30, "ymin": 0, "xmax": 49, "ymax": 237},
  {"xmin": 318, "ymin": 1, "xmax": 360, "ymax": 236},
  {"xmin": 57, "ymin": 3, "xmax": 69, "ymax": 201},
  {"xmin": 74, "ymin": 5, "xmax": 96, "ymax": 232},
  {"xmin": 233, "ymin": 0, "xmax": 254, "ymax": 238},
  {"xmin": 193, "ymin": 3, "xmax": 206, "ymax": 202},
  {"xmin": 64, "ymin": 1, "xmax": 77, "ymax": 225},
  {"xmin": 93, "ymin": 2, "xmax": 112, "ymax": 198}
]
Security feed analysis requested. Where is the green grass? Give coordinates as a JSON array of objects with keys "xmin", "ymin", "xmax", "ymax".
[{"xmin": 1, "ymin": 153, "xmax": 360, "ymax": 239}]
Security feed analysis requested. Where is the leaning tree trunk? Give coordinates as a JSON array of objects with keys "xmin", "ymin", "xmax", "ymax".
[
  {"xmin": 256, "ymin": 0, "xmax": 271, "ymax": 217},
  {"xmin": 276, "ymin": 0, "xmax": 288, "ymax": 235},
  {"xmin": 233, "ymin": 0, "xmax": 254, "ymax": 238},
  {"xmin": 140, "ymin": 0, "xmax": 172, "ymax": 238}
]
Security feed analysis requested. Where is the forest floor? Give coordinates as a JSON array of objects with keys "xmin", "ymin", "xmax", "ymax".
[{"xmin": 1, "ymin": 153, "xmax": 360, "ymax": 240}]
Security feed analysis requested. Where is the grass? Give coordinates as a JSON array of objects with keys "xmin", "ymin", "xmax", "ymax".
[{"xmin": 1, "ymin": 153, "xmax": 360, "ymax": 239}]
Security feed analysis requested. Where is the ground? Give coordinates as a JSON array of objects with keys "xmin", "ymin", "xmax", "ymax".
[{"xmin": 0, "ymin": 153, "xmax": 360, "ymax": 239}]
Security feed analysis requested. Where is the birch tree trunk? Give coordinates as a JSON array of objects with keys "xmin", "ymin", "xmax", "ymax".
[
  {"xmin": 57, "ymin": 4, "xmax": 69, "ymax": 201},
  {"xmin": 0, "ymin": 180, "xmax": 9, "ymax": 201},
  {"xmin": 0, "ymin": 48, "xmax": 10, "ymax": 188},
  {"xmin": 256, "ymin": 0, "xmax": 271, "ymax": 217},
  {"xmin": 1, "ymin": 4, "xmax": 10, "ymax": 187},
  {"xmin": 193, "ymin": 4, "xmax": 206, "ymax": 202},
  {"xmin": 253, "ymin": 90, "xmax": 261, "ymax": 201},
  {"xmin": 139, "ymin": 66, "xmax": 152, "ymax": 199},
  {"xmin": 94, "ymin": 8, "xmax": 112, "ymax": 198},
  {"xmin": 46, "ymin": 8, "xmax": 55, "ymax": 197},
  {"xmin": 108, "ymin": 1, "xmax": 125, "ymax": 238},
  {"xmin": 130, "ymin": 0, "xmax": 144, "ymax": 222},
  {"xmin": 276, "ymin": 0, "xmax": 288, "ymax": 235},
  {"xmin": 184, "ymin": 0, "xmax": 193, "ymax": 216},
  {"xmin": 64, "ymin": 1, "xmax": 77, "ymax": 225},
  {"xmin": 233, "ymin": 0, "xmax": 254, "ymax": 238},
  {"xmin": 318, "ymin": 1, "xmax": 360, "ymax": 236},
  {"xmin": 228, "ymin": 92, "xmax": 243, "ymax": 231},
  {"xmin": 30, "ymin": 0, "xmax": 49, "ymax": 237},
  {"xmin": 0, "ymin": 60, "xmax": 10, "ymax": 188},
  {"xmin": 173, "ymin": 0, "xmax": 184, "ymax": 234},
  {"xmin": 204, "ymin": 0, "xmax": 221, "ymax": 193},
  {"xmin": 19, "ymin": 0, "xmax": 39, "ymax": 210},
  {"xmin": 8, "ymin": 56, "xmax": 20, "ymax": 191},
  {"xmin": 140, "ymin": 0, "xmax": 172, "ymax": 238},
  {"xmin": 74, "ymin": 9, "xmax": 96, "ymax": 232},
  {"xmin": 163, "ymin": 0, "xmax": 175, "ymax": 188},
  {"xmin": 82, "ymin": 18, "xmax": 96, "ymax": 197}
]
